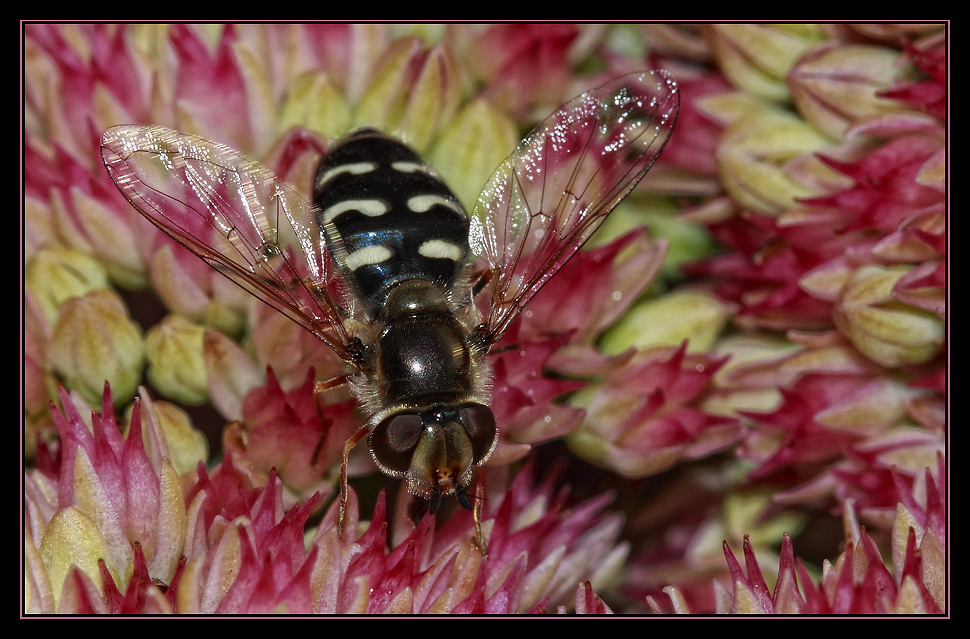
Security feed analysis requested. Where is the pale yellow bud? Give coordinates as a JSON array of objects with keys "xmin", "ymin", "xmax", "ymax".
[
  {"xmin": 355, "ymin": 41, "xmax": 461, "ymax": 153},
  {"xmin": 834, "ymin": 264, "xmax": 944, "ymax": 367},
  {"xmin": 25, "ymin": 247, "xmax": 110, "ymax": 324},
  {"xmin": 707, "ymin": 24, "xmax": 826, "ymax": 102},
  {"xmin": 789, "ymin": 43, "xmax": 913, "ymax": 140},
  {"xmin": 601, "ymin": 289, "xmax": 733, "ymax": 355},
  {"xmin": 278, "ymin": 71, "xmax": 352, "ymax": 141},
  {"xmin": 145, "ymin": 315, "xmax": 209, "ymax": 405},
  {"xmin": 431, "ymin": 98, "xmax": 519, "ymax": 211},
  {"xmin": 50, "ymin": 289, "xmax": 145, "ymax": 406}
]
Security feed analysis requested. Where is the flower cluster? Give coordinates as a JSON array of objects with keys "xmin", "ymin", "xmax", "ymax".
[
  {"xmin": 24, "ymin": 23, "xmax": 945, "ymax": 615},
  {"xmin": 25, "ymin": 387, "xmax": 626, "ymax": 613}
]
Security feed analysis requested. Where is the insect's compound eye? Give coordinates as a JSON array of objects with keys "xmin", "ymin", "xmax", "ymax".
[
  {"xmin": 371, "ymin": 412, "xmax": 424, "ymax": 475},
  {"xmin": 457, "ymin": 404, "xmax": 497, "ymax": 466}
]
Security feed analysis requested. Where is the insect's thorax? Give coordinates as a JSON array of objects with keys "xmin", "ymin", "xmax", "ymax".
[
  {"xmin": 375, "ymin": 280, "xmax": 475, "ymax": 406},
  {"xmin": 314, "ymin": 129, "xmax": 471, "ymax": 319},
  {"xmin": 315, "ymin": 129, "xmax": 488, "ymax": 413}
]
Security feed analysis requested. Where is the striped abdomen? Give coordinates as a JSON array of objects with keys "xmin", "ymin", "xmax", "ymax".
[{"xmin": 314, "ymin": 129, "xmax": 470, "ymax": 318}]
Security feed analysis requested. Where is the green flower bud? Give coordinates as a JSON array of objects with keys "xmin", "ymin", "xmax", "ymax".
[
  {"xmin": 789, "ymin": 44, "xmax": 913, "ymax": 140},
  {"xmin": 126, "ymin": 399, "xmax": 209, "ymax": 476},
  {"xmin": 355, "ymin": 41, "xmax": 461, "ymax": 153},
  {"xmin": 278, "ymin": 71, "xmax": 352, "ymax": 141},
  {"xmin": 25, "ymin": 247, "xmax": 110, "ymax": 325},
  {"xmin": 834, "ymin": 264, "xmax": 944, "ymax": 367},
  {"xmin": 394, "ymin": 45, "xmax": 462, "ymax": 152},
  {"xmin": 149, "ymin": 245, "xmax": 246, "ymax": 338},
  {"xmin": 50, "ymin": 289, "xmax": 145, "ymax": 406},
  {"xmin": 39, "ymin": 507, "xmax": 112, "ymax": 612},
  {"xmin": 717, "ymin": 107, "xmax": 836, "ymax": 215},
  {"xmin": 601, "ymin": 289, "xmax": 732, "ymax": 354},
  {"xmin": 430, "ymin": 98, "xmax": 519, "ymax": 211},
  {"xmin": 708, "ymin": 24, "xmax": 826, "ymax": 102},
  {"xmin": 145, "ymin": 315, "xmax": 209, "ymax": 405},
  {"xmin": 53, "ymin": 188, "xmax": 148, "ymax": 289}
]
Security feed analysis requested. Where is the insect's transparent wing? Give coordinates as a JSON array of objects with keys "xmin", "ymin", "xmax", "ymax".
[
  {"xmin": 101, "ymin": 125, "xmax": 355, "ymax": 359},
  {"xmin": 470, "ymin": 70, "xmax": 679, "ymax": 345}
]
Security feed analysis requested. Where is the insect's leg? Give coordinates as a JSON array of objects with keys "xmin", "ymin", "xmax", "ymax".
[
  {"xmin": 315, "ymin": 374, "xmax": 350, "ymax": 394},
  {"xmin": 310, "ymin": 374, "xmax": 351, "ymax": 468},
  {"xmin": 473, "ymin": 480, "xmax": 487, "ymax": 557},
  {"xmin": 471, "ymin": 269, "xmax": 493, "ymax": 296},
  {"xmin": 338, "ymin": 423, "xmax": 369, "ymax": 541},
  {"xmin": 487, "ymin": 342, "xmax": 520, "ymax": 356},
  {"xmin": 313, "ymin": 373, "xmax": 350, "ymax": 423}
]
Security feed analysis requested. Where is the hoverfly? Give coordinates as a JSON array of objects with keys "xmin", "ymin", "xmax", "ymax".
[{"xmin": 100, "ymin": 70, "xmax": 679, "ymax": 544}]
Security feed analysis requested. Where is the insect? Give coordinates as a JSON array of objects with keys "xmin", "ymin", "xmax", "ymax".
[{"xmin": 100, "ymin": 70, "xmax": 679, "ymax": 544}]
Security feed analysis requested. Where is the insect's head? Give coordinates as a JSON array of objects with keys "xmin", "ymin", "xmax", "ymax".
[{"xmin": 369, "ymin": 403, "xmax": 497, "ymax": 514}]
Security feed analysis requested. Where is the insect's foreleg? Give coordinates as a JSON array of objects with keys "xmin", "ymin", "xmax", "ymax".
[
  {"xmin": 473, "ymin": 480, "xmax": 487, "ymax": 557},
  {"xmin": 314, "ymin": 374, "xmax": 350, "ymax": 394},
  {"xmin": 338, "ymin": 423, "xmax": 369, "ymax": 541},
  {"xmin": 470, "ymin": 268, "xmax": 494, "ymax": 297},
  {"xmin": 310, "ymin": 374, "xmax": 352, "ymax": 468}
]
